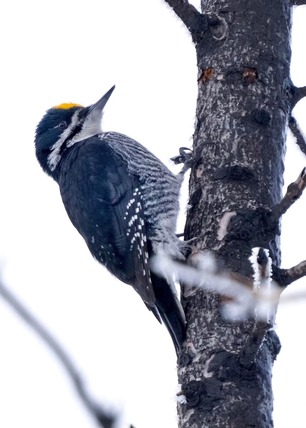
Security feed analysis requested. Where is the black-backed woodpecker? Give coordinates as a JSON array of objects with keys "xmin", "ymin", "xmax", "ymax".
[{"xmin": 35, "ymin": 86, "xmax": 186, "ymax": 354}]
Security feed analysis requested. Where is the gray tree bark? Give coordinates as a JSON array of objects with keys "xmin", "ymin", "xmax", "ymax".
[{"xmin": 164, "ymin": 0, "xmax": 295, "ymax": 426}]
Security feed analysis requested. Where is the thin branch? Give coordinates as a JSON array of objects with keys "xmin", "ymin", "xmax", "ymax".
[
  {"xmin": 0, "ymin": 279, "xmax": 117, "ymax": 428},
  {"xmin": 289, "ymin": 116, "xmax": 306, "ymax": 156},
  {"xmin": 151, "ymin": 253, "xmax": 282, "ymax": 321},
  {"xmin": 271, "ymin": 166, "xmax": 306, "ymax": 221},
  {"xmin": 273, "ymin": 260, "xmax": 306, "ymax": 286},
  {"xmin": 291, "ymin": 85, "xmax": 306, "ymax": 109},
  {"xmin": 163, "ymin": 0, "xmax": 206, "ymax": 42},
  {"xmin": 291, "ymin": 0, "xmax": 306, "ymax": 5}
]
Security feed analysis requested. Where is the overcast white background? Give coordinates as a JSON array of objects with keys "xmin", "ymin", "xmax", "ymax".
[{"xmin": 0, "ymin": 1, "xmax": 305, "ymax": 427}]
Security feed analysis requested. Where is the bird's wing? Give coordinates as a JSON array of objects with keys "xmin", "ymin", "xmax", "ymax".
[{"xmin": 59, "ymin": 138, "xmax": 156, "ymax": 306}]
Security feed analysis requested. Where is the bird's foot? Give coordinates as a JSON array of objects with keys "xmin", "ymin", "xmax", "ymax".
[{"xmin": 171, "ymin": 147, "xmax": 195, "ymax": 177}]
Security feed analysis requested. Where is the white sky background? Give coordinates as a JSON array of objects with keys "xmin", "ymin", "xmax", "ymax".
[{"xmin": 0, "ymin": 1, "xmax": 305, "ymax": 427}]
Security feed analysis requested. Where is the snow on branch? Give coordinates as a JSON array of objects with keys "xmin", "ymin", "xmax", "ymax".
[
  {"xmin": 271, "ymin": 166, "xmax": 306, "ymax": 221},
  {"xmin": 249, "ymin": 248, "xmax": 274, "ymax": 322},
  {"xmin": 289, "ymin": 116, "xmax": 306, "ymax": 156},
  {"xmin": 0, "ymin": 279, "xmax": 118, "ymax": 428},
  {"xmin": 151, "ymin": 251, "xmax": 281, "ymax": 321}
]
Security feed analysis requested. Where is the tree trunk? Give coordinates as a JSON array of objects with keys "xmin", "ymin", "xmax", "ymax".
[{"xmin": 169, "ymin": 1, "xmax": 292, "ymax": 426}]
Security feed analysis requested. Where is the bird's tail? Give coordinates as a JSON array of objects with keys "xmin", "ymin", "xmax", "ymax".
[{"xmin": 150, "ymin": 271, "xmax": 186, "ymax": 355}]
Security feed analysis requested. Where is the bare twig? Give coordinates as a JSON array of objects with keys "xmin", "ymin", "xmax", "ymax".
[
  {"xmin": 271, "ymin": 167, "xmax": 306, "ymax": 221},
  {"xmin": 289, "ymin": 116, "xmax": 306, "ymax": 156},
  {"xmin": 0, "ymin": 280, "xmax": 117, "ymax": 428},
  {"xmin": 152, "ymin": 250, "xmax": 306, "ymax": 315},
  {"xmin": 163, "ymin": 0, "xmax": 206, "ymax": 42},
  {"xmin": 292, "ymin": 0, "xmax": 306, "ymax": 5},
  {"xmin": 291, "ymin": 86, "xmax": 306, "ymax": 109},
  {"xmin": 273, "ymin": 260, "xmax": 306, "ymax": 286}
]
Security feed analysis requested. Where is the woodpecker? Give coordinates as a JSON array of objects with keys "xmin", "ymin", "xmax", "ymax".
[{"xmin": 35, "ymin": 86, "xmax": 187, "ymax": 354}]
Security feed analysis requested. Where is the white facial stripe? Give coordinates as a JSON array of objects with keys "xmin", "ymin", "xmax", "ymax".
[
  {"xmin": 68, "ymin": 110, "xmax": 102, "ymax": 145},
  {"xmin": 47, "ymin": 111, "xmax": 80, "ymax": 171},
  {"xmin": 47, "ymin": 108, "xmax": 103, "ymax": 171}
]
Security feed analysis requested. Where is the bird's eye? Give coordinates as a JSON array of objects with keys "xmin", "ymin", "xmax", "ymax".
[{"xmin": 56, "ymin": 121, "xmax": 67, "ymax": 131}]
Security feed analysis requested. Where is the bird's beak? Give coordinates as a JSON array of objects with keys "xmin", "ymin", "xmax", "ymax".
[
  {"xmin": 80, "ymin": 86, "xmax": 115, "ymax": 137},
  {"xmin": 88, "ymin": 85, "xmax": 115, "ymax": 115}
]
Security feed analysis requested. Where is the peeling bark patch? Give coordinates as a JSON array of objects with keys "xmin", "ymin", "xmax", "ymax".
[
  {"xmin": 217, "ymin": 211, "xmax": 237, "ymax": 241},
  {"xmin": 210, "ymin": 350, "xmax": 259, "ymax": 382},
  {"xmin": 198, "ymin": 67, "xmax": 214, "ymax": 83},
  {"xmin": 183, "ymin": 379, "xmax": 222, "ymax": 410},
  {"xmin": 203, "ymin": 354, "xmax": 215, "ymax": 377},
  {"xmin": 242, "ymin": 67, "xmax": 258, "ymax": 85},
  {"xmin": 196, "ymin": 164, "xmax": 205, "ymax": 178}
]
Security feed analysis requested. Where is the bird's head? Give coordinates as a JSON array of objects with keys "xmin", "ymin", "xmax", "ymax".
[{"xmin": 35, "ymin": 85, "xmax": 115, "ymax": 179}]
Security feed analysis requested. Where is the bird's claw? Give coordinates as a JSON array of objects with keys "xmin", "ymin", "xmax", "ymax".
[
  {"xmin": 171, "ymin": 147, "xmax": 193, "ymax": 166},
  {"xmin": 171, "ymin": 147, "xmax": 195, "ymax": 177}
]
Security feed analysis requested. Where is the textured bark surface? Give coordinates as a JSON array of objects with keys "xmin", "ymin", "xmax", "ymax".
[{"xmin": 176, "ymin": 1, "xmax": 292, "ymax": 427}]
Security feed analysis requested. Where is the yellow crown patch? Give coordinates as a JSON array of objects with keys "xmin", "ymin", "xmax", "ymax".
[{"xmin": 53, "ymin": 102, "xmax": 83, "ymax": 110}]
